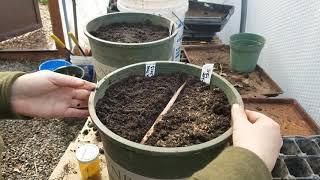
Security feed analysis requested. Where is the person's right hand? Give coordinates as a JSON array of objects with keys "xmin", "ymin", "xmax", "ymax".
[
  {"xmin": 11, "ymin": 71, "xmax": 96, "ymax": 118},
  {"xmin": 232, "ymin": 104, "xmax": 282, "ymax": 171}
]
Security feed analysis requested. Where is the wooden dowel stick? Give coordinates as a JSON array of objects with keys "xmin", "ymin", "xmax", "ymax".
[{"xmin": 140, "ymin": 82, "xmax": 186, "ymax": 144}]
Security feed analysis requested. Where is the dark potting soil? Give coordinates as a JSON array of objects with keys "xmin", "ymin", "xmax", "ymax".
[
  {"xmin": 90, "ymin": 21, "xmax": 169, "ymax": 43},
  {"xmin": 96, "ymin": 74, "xmax": 231, "ymax": 147},
  {"xmin": 145, "ymin": 76, "xmax": 231, "ymax": 147},
  {"xmin": 96, "ymin": 74, "xmax": 185, "ymax": 143}
]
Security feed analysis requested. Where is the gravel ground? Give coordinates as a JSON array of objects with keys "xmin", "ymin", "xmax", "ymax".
[
  {"xmin": 0, "ymin": 119, "xmax": 85, "ymax": 180},
  {"xmin": 0, "ymin": 60, "xmax": 41, "ymax": 72},
  {"xmin": 0, "ymin": 4, "xmax": 55, "ymax": 50},
  {"xmin": 0, "ymin": 60, "xmax": 86, "ymax": 179}
]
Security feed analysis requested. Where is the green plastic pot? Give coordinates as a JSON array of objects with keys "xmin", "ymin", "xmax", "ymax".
[
  {"xmin": 230, "ymin": 33, "xmax": 266, "ymax": 73},
  {"xmin": 85, "ymin": 12, "xmax": 178, "ymax": 80},
  {"xmin": 89, "ymin": 61, "xmax": 243, "ymax": 179}
]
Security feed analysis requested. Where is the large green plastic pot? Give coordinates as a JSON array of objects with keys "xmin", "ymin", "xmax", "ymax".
[
  {"xmin": 85, "ymin": 12, "xmax": 178, "ymax": 80},
  {"xmin": 230, "ymin": 33, "xmax": 266, "ymax": 73},
  {"xmin": 89, "ymin": 61, "xmax": 243, "ymax": 179}
]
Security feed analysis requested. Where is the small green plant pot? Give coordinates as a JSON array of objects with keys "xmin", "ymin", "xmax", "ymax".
[{"xmin": 230, "ymin": 33, "xmax": 266, "ymax": 73}]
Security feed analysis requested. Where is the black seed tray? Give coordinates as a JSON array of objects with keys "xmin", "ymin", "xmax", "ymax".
[
  {"xmin": 185, "ymin": 0, "xmax": 234, "ymax": 33},
  {"xmin": 183, "ymin": 30, "xmax": 215, "ymax": 42},
  {"xmin": 272, "ymin": 136, "xmax": 320, "ymax": 180},
  {"xmin": 107, "ymin": 0, "xmax": 119, "ymax": 13}
]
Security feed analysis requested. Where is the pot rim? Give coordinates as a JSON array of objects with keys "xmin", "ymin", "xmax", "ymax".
[
  {"xmin": 89, "ymin": 61, "xmax": 242, "ymax": 154},
  {"xmin": 230, "ymin": 33, "xmax": 266, "ymax": 44},
  {"xmin": 54, "ymin": 65, "xmax": 85, "ymax": 79},
  {"xmin": 84, "ymin": 12, "xmax": 179, "ymax": 46}
]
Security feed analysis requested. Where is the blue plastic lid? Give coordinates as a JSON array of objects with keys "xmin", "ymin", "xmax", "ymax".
[{"xmin": 39, "ymin": 59, "xmax": 71, "ymax": 71}]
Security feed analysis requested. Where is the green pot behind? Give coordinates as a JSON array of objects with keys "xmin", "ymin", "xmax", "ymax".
[
  {"xmin": 85, "ymin": 12, "xmax": 178, "ymax": 80},
  {"xmin": 230, "ymin": 33, "xmax": 266, "ymax": 73}
]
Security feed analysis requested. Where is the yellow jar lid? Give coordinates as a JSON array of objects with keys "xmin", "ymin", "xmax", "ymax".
[{"xmin": 76, "ymin": 144, "xmax": 99, "ymax": 163}]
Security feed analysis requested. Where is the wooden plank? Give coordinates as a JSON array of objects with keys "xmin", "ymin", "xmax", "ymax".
[
  {"xmin": 48, "ymin": 0, "xmax": 67, "ymax": 58},
  {"xmin": 0, "ymin": 50, "xmax": 63, "ymax": 61},
  {"xmin": 49, "ymin": 118, "xmax": 109, "ymax": 180}
]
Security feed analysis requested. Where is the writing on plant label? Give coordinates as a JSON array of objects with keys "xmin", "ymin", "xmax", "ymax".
[
  {"xmin": 145, "ymin": 63, "xmax": 156, "ymax": 77},
  {"xmin": 200, "ymin": 64, "xmax": 214, "ymax": 84}
]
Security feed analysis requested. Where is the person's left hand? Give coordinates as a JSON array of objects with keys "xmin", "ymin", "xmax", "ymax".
[{"xmin": 10, "ymin": 70, "xmax": 96, "ymax": 118}]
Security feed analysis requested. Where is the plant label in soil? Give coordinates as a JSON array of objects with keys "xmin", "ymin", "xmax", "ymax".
[
  {"xmin": 145, "ymin": 63, "xmax": 156, "ymax": 77},
  {"xmin": 200, "ymin": 64, "xmax": 214, "ymax": 84}
]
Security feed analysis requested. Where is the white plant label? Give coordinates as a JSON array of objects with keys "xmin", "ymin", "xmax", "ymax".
[
  {"xmin": 200, "ymin": 64, "xmax": 214, "ymax": 84},
  {"xmin": 145, "ymin": 63, "xmax": 156, "ymax": 77}
]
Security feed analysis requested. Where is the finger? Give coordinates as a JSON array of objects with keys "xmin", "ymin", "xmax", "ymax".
[
  {"xmin": 50, "ymin": 72, "xmax": 96, "ymax": 90},
  {"xmin": 49, "ymin": 72, "xmax": 85, "ymax": 88},
  {"xmin": 73, "ymin": 89, "xmax": 91, "ymax": 100},
  {"xmin": 64, "ymin": 108, "xmax": 89, "ymax": 118},
  {"xmin": 232, "ymin": 104, "xmax": 250, "ymax": 128},
  {"xmin": 79, "ymin": 81, "xmax": 96, "ymax": 91},
  {"xmin": 71, "ymin": 99, "xmax": 88, "ymax": 108},
  {"xmin": 245, "ymin": 110, "xmax": 267, "ymax": 123}
]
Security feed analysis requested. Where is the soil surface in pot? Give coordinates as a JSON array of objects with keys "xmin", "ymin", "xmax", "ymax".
[
  {"xmin": 244, "ymin": 99, "xmax": 318, "ymax": 136},
  {"xmin": 185, "ymin": 45, "xmax": 282, "ymax": 97},
  {"xmin": 90, "ymin": 21, "xmax": 169, "ymax": 43},
  {"xmin": 96, "ymin": 74, "xmax": 185, "ymax": 142},
  {"xmin": 96, "ymin": 74, "xmax": 231, "ymax": 147},
  {"xmin": 146, "ymin": 76, "xmax": 231, "ymax": 147}
]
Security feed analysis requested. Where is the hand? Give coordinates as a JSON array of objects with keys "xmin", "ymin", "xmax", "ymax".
[
  {"xmin": 232, "ymin": 104, "xmax": 282, "ymax": 171},
  {"xmin": 11, "ymin": 70, "xmax": 96, "ymax": 118}
]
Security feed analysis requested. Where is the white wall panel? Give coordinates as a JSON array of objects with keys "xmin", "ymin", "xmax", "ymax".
[{"xmin": 246, "ymin": 0, "xmax": 320, "ymax": 123}]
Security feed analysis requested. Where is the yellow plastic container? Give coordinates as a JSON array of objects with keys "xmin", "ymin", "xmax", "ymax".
[{"xmin": 76, "ymin": 144, "xmax": 101, "ymax": 180}]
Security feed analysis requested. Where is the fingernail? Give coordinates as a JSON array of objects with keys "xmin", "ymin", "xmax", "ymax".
[{"xmin": 92, "ymin": 87, "xmax": 98, "ymax": 91}]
